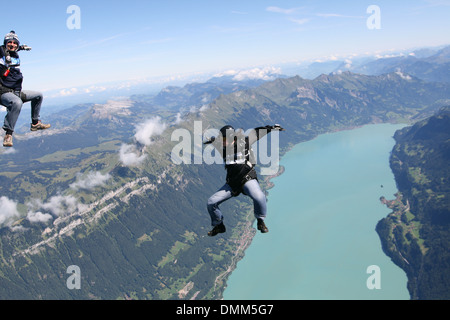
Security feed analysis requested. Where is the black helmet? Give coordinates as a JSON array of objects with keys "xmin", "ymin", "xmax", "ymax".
[{"xmin": 219, "ymin": 125, "xmax": 234, "ymax": 137}]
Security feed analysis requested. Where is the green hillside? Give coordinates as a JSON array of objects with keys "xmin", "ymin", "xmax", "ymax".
[{"xmin": 377, "ymin": 106, "xmax": 450, "ymax": 299}]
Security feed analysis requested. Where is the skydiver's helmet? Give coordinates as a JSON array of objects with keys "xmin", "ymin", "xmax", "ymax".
[
  {"xmin": 219, "ymin": 125, "xmax": 235, "ymax": 144},
  {"xmin": 220, "ymin": 125, "xmax": 234, "ymax": 137},
  {"xmin": 4, "ymin": 30, "xmax": 20, "ymax": 46}
]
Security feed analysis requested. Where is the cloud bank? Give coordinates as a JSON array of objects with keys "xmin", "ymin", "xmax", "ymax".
[
  {"xmin": 0, "ymin": 196, "xmax": 21, "ymax": 228},
  {"xmin": 119, "ymin": 116, "xmax": 167, "ymax": 167},
  {"xmin": 28, "ymin": 195, "xmax": 85, "ymax": 218},
  {"xmin": 119, "ymin": 143, "xmax": 147, "ymax": 166},
  {"xmin": 70, "ymin": 171, "xmax": 112, "ymax": 190},
  {"xmin": 1, "ymin": 194, "xmax": 89, "ymax": 227},
  {"xmin": 134, "ymin": 117, "xmax": 167, "ymax": 146},
  {"xmin": 215, "ymin": 66, "xmax": 282, "ymax": 81}
]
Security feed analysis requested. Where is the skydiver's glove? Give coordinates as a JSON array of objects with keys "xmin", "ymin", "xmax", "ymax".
[
  {"xmin": 203, "ymin": 136, "xmax": 215, "ymax": 144},
  {"xmin": 18, "ymin": 45, "xmax": 32, "ymax": 51},
  {"xmin": 273, "ymin": 124, "xmax": 285, "ymax": 131},
  {"xmin": 265, "ymin": 124, "xmax": 285, "ymax": 131}
]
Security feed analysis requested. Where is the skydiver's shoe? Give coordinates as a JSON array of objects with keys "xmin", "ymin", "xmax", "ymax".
[
  {"xmin": 3, "ymin": 134, "xmax": 13, "ymax": 147},
  {"xmin": 208, "ymin": 223, "xmax": 226, "ymax": 237},
  {"xmin": 30, "ymin": 120, "xmax": 51, "ymax": 131},
  {"xmin": 257, "ymin": 218, "xmax": 269, "ymax": 233}
]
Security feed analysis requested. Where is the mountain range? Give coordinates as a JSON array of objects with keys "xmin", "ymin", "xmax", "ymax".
[
  {"xmin": 1, "ymin": 62, "xmax": 449, "ymax": 299},
  {"xmin": 37, "ymin": 44, "xmax": 450, "ymax": 110},
  {"xmin": 291, "ymin": 45, "xmax": 450, "ymax": 84}
]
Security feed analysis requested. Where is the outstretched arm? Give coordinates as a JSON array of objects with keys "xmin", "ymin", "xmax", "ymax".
[
  {"xmin": 203, "ymin": 136, "xmax": 215, "ymax": 145},
  {"xmin": 18, "ymin": 45, "xmax": 32, "ymax": 51},
  {"xmin": 248, "ymin": 124, "xmax": 285, "ymax": 145},
  {"xmin": 203, "ymin": 135, "xmax": 224, "ymax": 155}
]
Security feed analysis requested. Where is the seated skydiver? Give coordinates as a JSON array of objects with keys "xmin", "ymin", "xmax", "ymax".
[{"xmin": 1, "ymin": 30, "xmax": 50, "ymax": 147}]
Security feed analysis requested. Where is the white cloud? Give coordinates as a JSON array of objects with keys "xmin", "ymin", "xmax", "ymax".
[
  {"xmin": 344, "ymin": 59, "xmax": 353, "ymax": 69},
  {"xmin": 0, "ymin": 196, "xmax": 21, "ymax": 228},
  {"xmin": 118, "ymin": 117, "xmax": 166, "ymax": 167},
  {"xmin": 316, "ymin": 13, "xmax": 364, "ymax": 19},
  {"xmin": 119, "ymin": 143, "xmax": 147, "ymax": 166},
  {"xmin": 266, "ymin": 6, "xmax": 300, "ymax": 15},
  {"xmin": 36, "ymin": 195, "xmax": 82, "ymax": 217},
  {"xmin": 27, "ymin": 211, "xmax": 53, "ymax": 224},
  {"xmin": 134, "ymin": 117, "xmax": 167, "ymax": 146},
  {"xmin": 215, "ymin": 69, "xmax": 239, "ymax": 77},
  {"xmin": 84, "ymin": 85, "xmax": 107, "ymax": 93},
  {"xmin": 424, "ymin": 0, "xmax": 450, "ymax": 7},
  {"xmin": 70, "ymin": 171, "xmax": 112, "ymax": 190},
  {"xmin": 289, "ymin": 18, "xmax": 310, "ymax": 25},
  {"xmin": 231, "ymin": 66, "xmax": 282, "ymax": 81},
  {"xmin": 174, "ymin": 112, "xmax": 183, "ymax": 124},
  {"xmin": 395, "ymin": 69, "xmax": 412, "ymax": 80},
  {"xmin": 199, "ymin": 104, "xmax": 210, "ymax": 112},
  {"xmin": 189, "ymin": 105, "xmax": 198, "ymax": 114},
  {"xmin": 374, "ymin": 53, "xmax": 407, "ymax": 59},
  {"xmin": 0, "ymin": 147, "xmax": 17, "ymax": 155},
  {"xmin": 1, "ymin": 194, "xmax": 88, "ymax": 228},
  {"xmin": 59, "ymin": 88, "xmax": 78, "ymax": 96}
]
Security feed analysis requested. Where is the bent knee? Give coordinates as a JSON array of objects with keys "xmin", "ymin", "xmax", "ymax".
[
  {"xmin": 208, "ymin": 195, "xmax": 224, "ymax": 210},
  {"xmin": 9, "ymin": 100, "xmax": 23, "ymax": 111},
  {"xmin": 30, "ymin": 93, "xmax": 43, "ymax": 102},
  {"xmin": 253, "ymin": 192, "xmax": 266, "ymax": 204},
  {"xmin": 207, "ymin": 197, "xmax": 217, "ymax": 208}
]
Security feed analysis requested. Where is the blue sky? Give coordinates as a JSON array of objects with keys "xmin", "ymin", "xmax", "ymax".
[{"xmin": 3, "ymin": 0, "xmax": 450, "ymax": 96}]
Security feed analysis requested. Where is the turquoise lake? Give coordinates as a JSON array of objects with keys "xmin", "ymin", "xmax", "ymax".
[{"xmin": 223, "ymin": 123, "xmax": 410, "ymax": 300}]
